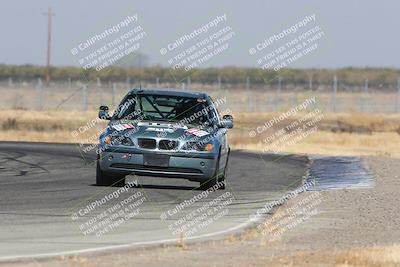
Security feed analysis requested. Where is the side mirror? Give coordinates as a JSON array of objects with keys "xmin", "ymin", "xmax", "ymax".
[
  {"xmin": 99, "ymin": 105, "xmax": 111, "ymax": 120},
  {"xmin": 223, "ymin": 114, "xmax": 233, "ymax": 122},
  {"xmin": 218, "ymin": 114, "xmax": 233, "ymax": 129}
]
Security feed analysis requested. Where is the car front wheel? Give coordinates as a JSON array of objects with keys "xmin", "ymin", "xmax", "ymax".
[
  {"xmin": 199, "ymin": 152, "xmax": 226, "ymax": 191},
  {"xmin": 218, "ymin": 157, "xmax": 228, "ymax": 190},
  {"xmin": 96, "ymin": 161, "xmax": 125, "ymax": 186}
]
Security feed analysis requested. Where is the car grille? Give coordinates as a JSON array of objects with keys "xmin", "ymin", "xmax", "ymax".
[
  {"xmin": 159, "ymin": 140, "xmax": 178, "ymax": 150},
  {"xmin": 110, "ymin": 163, "xmax": 202, "ymax": 174},
  {"xmin": 138, "ymin": 138, "xmax": 156, "ymax": 149}
]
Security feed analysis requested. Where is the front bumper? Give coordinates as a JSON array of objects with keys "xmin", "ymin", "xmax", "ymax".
[{"xmin": 98, "ymin": 148, "xmax": 218, "ymax": 182}]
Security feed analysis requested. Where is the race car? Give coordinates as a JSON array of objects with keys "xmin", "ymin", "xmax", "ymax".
[{"xmin": 96, "ymin": 88, "xmax": 233, "ymax": 190}]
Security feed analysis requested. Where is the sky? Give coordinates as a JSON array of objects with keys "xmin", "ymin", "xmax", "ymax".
[{"xmin": 0, "ymin": 0, "xmax": 399, "ymax": 69}]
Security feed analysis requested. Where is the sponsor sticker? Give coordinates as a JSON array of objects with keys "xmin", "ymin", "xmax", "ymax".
[
  {"xmin": 146, "ymin": 127, "xmax": 174, "ymax": 133},
  {"xmin": 112, "ymin": 124, "xmax": 135, "ymax": 131},
  {"xmin": 186, "ymin": 128, "xmax": 209, "ymax": 137},
  {"xmin": 121, "ymin": 153, "xmax": 132, "ymax": 160}
]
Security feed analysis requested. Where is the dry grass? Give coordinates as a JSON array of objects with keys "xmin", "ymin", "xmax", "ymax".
[
  {"xmin": 233, "ymin": 111, "xmax": 400, "ymax": 132},
  {"xmin": 230, "ymin": 111, "xmax": 400, "ymax": 158},
  {"xmin": 1, "ymin": 109, "xmax": 400, "ymax": 158},
  {"xmin": 265, "ymin": 245, "xmax": 400, "ymax": 267},
  {"xmin": 0, "ymin": 109, "xmax": 105, "ymax": 144},
  {"xmin": 231, "ymin": 131, "xmax": 400, "ymax": 158}
]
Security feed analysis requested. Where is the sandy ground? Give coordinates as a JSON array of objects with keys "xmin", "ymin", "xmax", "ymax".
[{"xmin": 3, "ymin": 156, "xmax": 400, "ymax": 267}]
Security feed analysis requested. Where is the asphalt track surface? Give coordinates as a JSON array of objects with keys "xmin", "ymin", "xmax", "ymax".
[{"xmin": 0, "ymin": 141, "xmax": 308, "ymax": 261}]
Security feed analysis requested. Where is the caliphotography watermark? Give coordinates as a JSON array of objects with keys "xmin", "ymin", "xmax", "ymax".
[
  {"xmin": 160, "ymin": 14, "xmax": 235, "ymax": 72},
  {"xmin": 249, "ymin": 14, "xmax": 325, "ymax": 71},
  {"xmin": 70, "ymin": 98, "xmax": 141, "ymax": 155},
  {"xmin": 70, "ymin": 14, "xmax": 146, "ymax": 72},
  {"xmin": 160, "ymin": 182, "xmax": 234, "ymax": 238},
  {"xmin": 70, "ymin": 180, "xmax": 147, "ymax": 238},
  {"xmin": 257, "ymin": 182, "xmax": 323, "ymax": 242},
  {"xmin": 250, "ymin": 179, "xmax": 316, "ymax": 222},
  {"xmin": 248, "ymin": 96, "xmax": 323, "ymax": 153}
]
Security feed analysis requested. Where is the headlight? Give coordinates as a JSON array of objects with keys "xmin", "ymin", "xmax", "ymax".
[
  {"xmin": 103, "ymin": 135, "xmax": 134, "ymax": 146},
  {"xmin": 182, "ymin": 141, "xmax": 213, "ymax": 152},
  {"xmin": 104, "ymin": 135, "xmax": 111, "ymax": 145},
  {"xmin": 204, "ymin": 143, "xmax": 213, "ymax": 151}
]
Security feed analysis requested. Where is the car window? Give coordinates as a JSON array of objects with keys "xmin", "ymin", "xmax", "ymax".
[
  {"xmin": 207, "ymin": 97, "xmax": 221, "ymax": 124},
  {"xmin": 114, "ymin": 94, "xmax": 212, "ymax": 126}
]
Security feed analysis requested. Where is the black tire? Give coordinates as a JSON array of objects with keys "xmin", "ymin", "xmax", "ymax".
[
  {"xmin": 96, "ymin": 161, "xmax": 125, "ymax": 186},
  {"xmin": 199, "ymin": 151, "xmax": 221, "ymax": 190},
  {"xmin": 218, "ymin": 156, "xmax": 228, "ymax": 190},
  {"xmin": 199, "ymin": 176, "xmax": 218, "ymax": 191}
]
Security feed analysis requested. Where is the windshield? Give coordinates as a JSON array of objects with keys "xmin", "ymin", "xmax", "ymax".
[{"xmin": 113, "ymin": 93, "xmax": 212, "ymax": 126}]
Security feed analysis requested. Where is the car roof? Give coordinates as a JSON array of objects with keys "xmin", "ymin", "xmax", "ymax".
[{"xmin": 128, "ymin": 88, "xmax": 208, "ymax": 98}]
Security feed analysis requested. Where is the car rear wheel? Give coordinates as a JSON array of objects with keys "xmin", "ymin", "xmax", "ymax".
[{"xmin": 96, "ymin": 161, "xmax": 125, "ymax": 186}]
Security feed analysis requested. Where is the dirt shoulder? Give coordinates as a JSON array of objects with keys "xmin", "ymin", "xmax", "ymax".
[{"xmin": 4, "ymin": 156, "xmax": 400, "ymax": 267}]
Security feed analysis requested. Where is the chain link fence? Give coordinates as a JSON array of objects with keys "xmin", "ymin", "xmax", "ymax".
[{"xmin": 1, "ymin": 77, "xmax": 400, "ymax": 113}]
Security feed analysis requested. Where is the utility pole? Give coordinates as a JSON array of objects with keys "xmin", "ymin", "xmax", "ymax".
[{"xmin": 43, "ymin": 7, "xmax": 55, "ymax": 85}]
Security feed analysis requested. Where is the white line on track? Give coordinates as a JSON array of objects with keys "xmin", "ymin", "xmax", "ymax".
[{"xmin": 0, "ymin": 218, "xmax": 258, "ymax": 262}]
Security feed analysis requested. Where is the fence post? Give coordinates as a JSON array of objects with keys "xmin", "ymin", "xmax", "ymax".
[
  {"xmin": 187, "ymin": 76, "xmax": 191, "ymax": 90},
  {"xmin": 36, "ymin": 77, "xmax": 43, "ymax": 110},
  {"xmin": 396, "ymin": 78, "xmax": 400, "ymax": 113},
  {"xmin": 246, "ymin": 76, "xmax": 250, "ymax": 112},
  {"xmin": 181, "ymin": 82, "xmax": 186, "ymax": 91},
  {"xmin": 156, "ymin": 77, "xmax": 160, "ymax": 88},
  {"xmin": 361, "ymin": 78, "xmax": 368, "ymax": 112},
  {"xmin": 82, "ymin": 85, "xmax": 88, "ymax": 111},
  {"xmin": 275, "ymin": 76, "xmax": 282, "ymax": 110},
  {"xmin": 291, "ymin": 86, "xmax": 297, "ymax": 107},
  {"xmin": 309, "ymin": 75, "xmax": 313, "ymax": 90},
  {"xmin": 126, "ymin": 77, "xmax": 131, "ymax": 89},
  {"xmin": 112, "ymin": 83, "xmax": 116, "ymax": 107},
  {"xmin": 217, "ymin": 76, "xmax": 221, "ymax": 89},
  {"xmin": 8, "ymin": 77, "xmax": 13, "ymax": 87},
  {"xmin": 332, "ymin": 75, "xmax": 337, "ymax": 112},
  {"xmin": 99, "ymin": 84, "xmax": 103, "ymax": 105},
  {"xmin": 277, "ymin": 76, "xmax": 282, "ymax": 94}
]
